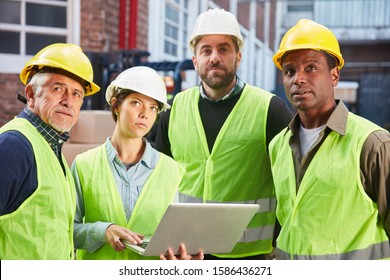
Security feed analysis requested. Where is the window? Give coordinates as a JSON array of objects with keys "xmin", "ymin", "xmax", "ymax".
[
  {"xmin": 163, "ymin": 1, "xmax": 189, "ymax": 58},
  {"xmin": 0, "ymin": 0, "xmax": 75, "ymax": 73},
  {"xmin": 284, "ymin": 0, "xmax": 314, "ymax": 27},
  {"xmin": 287, "ymin": 0, "xmax": 314, "ymax": 12},
  {"xmin": 148, "ymin": 0, "xmax": 196, "ymax": 61}
]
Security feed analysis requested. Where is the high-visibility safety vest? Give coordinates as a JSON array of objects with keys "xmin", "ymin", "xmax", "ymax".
[
  {"xmin": 169, "ymin": 85, "xmax": 276, "ymax": 258},
  {"xmin": 73, "ymin": 144, "xmax": 184, "ymax": 260},
  {"xmin": 0, "ymin": 118, "xmax": 75, "ymax": 260},
  {"xmin": 269, "ymin": 112, "xmax": 390, "ymax": 259}
]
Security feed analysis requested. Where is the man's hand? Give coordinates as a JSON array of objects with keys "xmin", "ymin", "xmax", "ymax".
[
  {"xmin": 105, "ymin": 224, "xmax": 143, "ymax": 252},
  {"xmin": 160, "ymin": 243, "xmax": 204, "ymax": 260}
]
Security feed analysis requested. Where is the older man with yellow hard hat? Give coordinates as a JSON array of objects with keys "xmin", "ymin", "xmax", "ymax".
[{"xmin": 0, "ymin": 43, "xmax": 100, "ymax": 259}]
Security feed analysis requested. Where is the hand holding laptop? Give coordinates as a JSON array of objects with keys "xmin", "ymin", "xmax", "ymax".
[
  {"xmin": 122, "ymin": 203, "xmax": 259, "ymax": 257},
  {"xmin": 106, "ymin": 224, "xmax": 144, "ymax": 252},
  {"xmin": 122, "ymin": 239, "xmax": 204, "ymax": 260},
  {"xmin": 160, "ymin": 243, "xmax": 204, "ymax": 260}
]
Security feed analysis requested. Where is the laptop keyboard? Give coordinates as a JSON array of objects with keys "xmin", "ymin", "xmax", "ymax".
[
  {"xmin": 123, "ymin": 239, "xmax": 149, "ymax": 249},
  {"xmin": 139, "ymin": 241, "xmax": 148, "ymax": 249}
]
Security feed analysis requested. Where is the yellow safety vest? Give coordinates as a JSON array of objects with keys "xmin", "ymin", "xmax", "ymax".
[
  {"xmin": 169, "ymin": 85, "xmax": 276, "ymax": 258},
  {"xmin": 270, "ymin": 112, "xmax": 390, "ymax": 259},
  {"xmin": 73, "ymin": 144, "xmax": 184, "ymax": 259},
  {"xmin": 0, "ymin": 118, "xmax": 75, "ymax": 259}
]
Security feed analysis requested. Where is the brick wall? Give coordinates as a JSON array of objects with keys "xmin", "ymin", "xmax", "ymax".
[
  {"xmin": 137, "ymin": 0, "xmax": 149, "ymax": 51},
  {"xmin": 80, "ymin": 0, "xmax": 120, "ymax": 51},
  {"xmin": 255, "ymin": 3, "xmax": 264, "ymax": 42},
  {"xmin": 0, "ymin": 74, "xmax": 25, "ymax": 127},
  {"xmin": 214, "ymin": 0, "xmax": 229, "ymax": 11},
  {"xmin": 237, "ymin": 3, "xmax": 250, "ymax": 31},
  {"xmin": 0, "ymin": 0, "xmax": 123, "ymax": 126}
]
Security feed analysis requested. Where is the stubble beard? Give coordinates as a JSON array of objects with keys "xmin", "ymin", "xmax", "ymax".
[
  {"xmin": 200, "ymin": 63, "xmax": 237, "ymax": 90},
  {"xmin": 49, "ymin": 118, "xmax": 73, "ymax": 133},
  {"xmin": 48, "ymin": 111, "xmax": 76, "ymax": 133}
]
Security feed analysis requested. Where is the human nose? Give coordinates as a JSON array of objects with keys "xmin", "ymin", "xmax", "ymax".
[
  {"xmin": 138, "ymin": 106, "xmax": 149, "ymax": 119},
  {"xmin": 293, "ymin": 69, "xmax": 306, "ymax": 86},
  {"xmin": 209, "ymin": 49, "xmax": 221, "ymax": 64},
  {"xmin": 59, "ymin": 91, "xmax": 74, "ymax": 107}
]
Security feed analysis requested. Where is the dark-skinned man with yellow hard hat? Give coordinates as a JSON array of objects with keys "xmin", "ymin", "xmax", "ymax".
[{"xmin": 269, "ymin": 19, "xmax": 390, "ymax": 260}]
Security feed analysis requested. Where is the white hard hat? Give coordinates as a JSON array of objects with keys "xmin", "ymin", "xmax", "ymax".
[
  {"xmin": 105, "ymin": 66, "xmax": 170, "ymax": 111},
  {"xmin": 189, "ymin": 9, "xmax": 244, "ymax": 53}
]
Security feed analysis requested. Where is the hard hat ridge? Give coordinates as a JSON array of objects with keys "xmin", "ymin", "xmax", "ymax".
[
  {"xmin": 105, "ymin": 66, "xmax": 170, "ymax": 111},
  {"xmin": 20, "ymin": 43, "xmax": 100, "ymax": 96},
  {"xmin": 273, "ymin": 19, "xmax": 344, "ymax": 70},
  {"xmin": 189, "ymin": 8, "xmax": 244, "ymax": 53}
]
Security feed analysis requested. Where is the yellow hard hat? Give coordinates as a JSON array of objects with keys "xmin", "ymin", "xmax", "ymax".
[
  {"xmin": 273, "ymin": 19, "xmax": 344, "ymax": 70},
  {"xmin": 20, "ymin": 43, "xmax": 100, "ymax": 96},
  {"xmin": 189, "ymin": 9, "xmax": 244, "ymax": 53}
]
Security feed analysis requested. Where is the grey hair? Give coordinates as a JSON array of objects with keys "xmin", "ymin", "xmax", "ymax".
[{"xmin": 27, "ymin": 72, "xmax": 52, "ymax": 97}]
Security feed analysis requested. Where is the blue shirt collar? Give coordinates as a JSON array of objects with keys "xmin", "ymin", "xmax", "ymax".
[{"xmin": 106, "ymin": 137, "xmax": 157, "ymax": 169}]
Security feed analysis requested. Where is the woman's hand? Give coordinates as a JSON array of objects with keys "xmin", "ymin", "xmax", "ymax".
[{"xmin": 105, "ymin": 224, "xmax": 143, "ymax": 252}]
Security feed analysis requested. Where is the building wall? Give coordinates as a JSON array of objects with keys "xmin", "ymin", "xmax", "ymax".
[
  {"xmin": 237, "ymin": 2, "xmax": 250, "ymax": 31},
  {"xmin": 0, "ymin": 0, "xmax": 277, "ymax": 126},
  {"xmin": 137, "ymin": 0, "xmax": 149, "ymax": 50},
  {"xmin": 213, "ymin": 0, "xmax": 229, "ymax": 11},
  {"xmin": 80, "ymin": 0, "xmax": 107, "ymax": 51},
  {"xmin": 0, "ymin": 74, "xmax": 25, "ymax": 126},
  {"xmin": 274, "ymin": 0, "xmax": 390, "ymax": 128},
  {"xmin": 0, "ymin": 0, "xmax": 131, "ymax": 126}
]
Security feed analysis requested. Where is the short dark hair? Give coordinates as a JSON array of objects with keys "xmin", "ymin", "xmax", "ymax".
[{"xmin": 321, "ymin": 51, "xmax": 338, "ymax": 70}]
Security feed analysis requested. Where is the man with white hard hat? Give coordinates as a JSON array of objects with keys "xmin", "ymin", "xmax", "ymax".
[{"xmin": 152, "ymin": 8, "xmax": 293, "ymax": 260}]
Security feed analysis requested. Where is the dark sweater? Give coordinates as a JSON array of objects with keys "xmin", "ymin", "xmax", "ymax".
[{"xmin": 151, "ymin": 90, "xmax": 293, "ymax": 157}]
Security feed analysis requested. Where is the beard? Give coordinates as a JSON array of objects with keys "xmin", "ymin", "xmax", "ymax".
[
  {"xmin": 49, "ymin": 117, "xmax": 73, "ymax": 133},
  {"xmin": 199, "ymin": 62, "xmax": 237, "ymax": 90},
  {"xmin": 48, "ymin": 107, "xmax": 76, "ymax": 133}
]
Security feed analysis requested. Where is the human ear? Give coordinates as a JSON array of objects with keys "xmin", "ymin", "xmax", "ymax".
[
  {"xmin": 25, "ymin": 84, "xmax": 35, "ymax": 108},
  {"xmin": 236, "ymin": 51, "xmax": 242, "ymax": 68},
  {"xmin": 331, "ymin": 68, "xmax": 340, "ymax": 88},
  {"xmin": 192, "ymin": 56, "xmax": 198, "ymax": 71}
]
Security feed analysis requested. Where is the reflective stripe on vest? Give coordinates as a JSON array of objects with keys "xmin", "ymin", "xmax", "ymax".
[
  {"xmin": 270, "ymin": 112, "xmax": 390, "ymax": 260},
  {"xmin": 277, "ymin": 240, "xmax": 390, "ymax": 260}
]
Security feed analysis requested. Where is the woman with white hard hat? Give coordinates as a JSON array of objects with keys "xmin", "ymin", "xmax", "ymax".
[{"xmin": 70, "ymin": 66, "xmax": 203, "ymax": 260}]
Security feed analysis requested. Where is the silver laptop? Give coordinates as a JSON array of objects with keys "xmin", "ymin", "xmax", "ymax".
[{"xmin": 123, "ymin": 203, "xmax": 259, "ymax": 256}]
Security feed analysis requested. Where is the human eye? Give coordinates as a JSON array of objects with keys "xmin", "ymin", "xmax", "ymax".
[
  {"xmin": 220, "ymin": 45, "xmax": 232, "ymax": 54},
  {"xmin": 200, "ymin": 48, "xmax": 211, "ymax": 55},
  {"xmin": 73, "ymin": 91, "xmax": 84, "ymax": 99},
  {"xmin": 53, "ymin": 85, "xmax": 64, "ymax": 93},
  {"xmin": 150, "ymin": 105, "xmax": 159, "ymax": 112},
  {"xmin": 131, "ymin": 100, "xmax": 141, "ymax": 107},
  {"xmin": 220, "ymin": 47, "xmax": 228, "ymax": 54},
  {"xmin": 306, "ymin": 64, "xmax": 317, "ymax": 72},
  {"xmin": 283, "ymin": 68, "xmax": 295, "ymax": 76}
]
